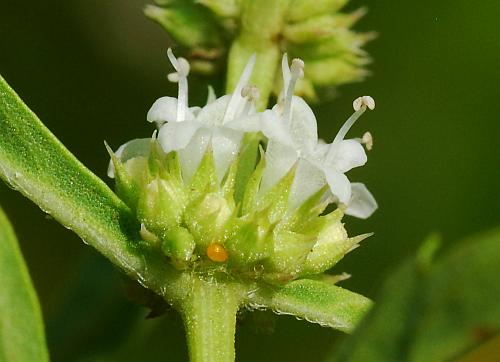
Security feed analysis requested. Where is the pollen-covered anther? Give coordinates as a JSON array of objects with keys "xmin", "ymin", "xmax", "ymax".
[
  {"xmin": 241, "ymin": 85, "xmax": 260, "ymax": 102},
  {"xmin": 167, "ymin": 72, "xmax": 180, "ymax": 83},
  {"xmin": 290, "ymin": 58, "xmax": 305, "ymax": 79},
  {"xmin": 206, "ymin": 243, "xmax": 229, "ymax": 263},
  {"xmin": 353, "ymin": 95, "xmax": 376, "ymax": 111},
  {"xmin": 362, "ymin": 131, "xmax": 373, "ymax": 150},
  {"xmin": 167, "ymin": 58, "xmax": 190, "ymax": 83}
]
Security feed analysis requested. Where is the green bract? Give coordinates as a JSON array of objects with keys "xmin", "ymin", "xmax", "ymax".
[{"xmin": 109, "ymin": 135, "xmax": 369, "ymax": 284}]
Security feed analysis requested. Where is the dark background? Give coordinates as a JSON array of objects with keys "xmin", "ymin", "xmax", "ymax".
[{"xmin": 1, "ymin": 0, "xmax": 499, "ymax": 360}]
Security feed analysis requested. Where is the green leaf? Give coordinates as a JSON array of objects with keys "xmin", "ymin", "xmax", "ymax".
[
  {"xmin": 249, "ymin": 279, "xmax": 373, "ymax": 333},
  {"xmin": 331, "ymin": 228, "xmax": 500, "ymax": 362},
  {"xmin": 0, "ymin": 75, "xmax": 186, "ymax": 304},
  {"xmin": 0, "ymin": 206, "xmax": 49, "ymax": 361}
]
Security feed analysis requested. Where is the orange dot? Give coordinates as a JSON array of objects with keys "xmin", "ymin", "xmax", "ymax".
[{"xmin": 206, "ymin": 243, "xmax": 228, "ymax": 263}]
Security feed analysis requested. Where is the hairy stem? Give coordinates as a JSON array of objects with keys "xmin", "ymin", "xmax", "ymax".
[{"xmin": 179, "ymin": 277, "xmax": 245, "ymax": 362}]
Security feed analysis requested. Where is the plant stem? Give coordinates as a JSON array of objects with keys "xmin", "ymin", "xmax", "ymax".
[
  {"xmin": 179, "ymin": 276, "xmax": 244, "ymax": 362},
  {"xmin": 226, "ymin": 0, "xmax": 288, "ymax": 109}
]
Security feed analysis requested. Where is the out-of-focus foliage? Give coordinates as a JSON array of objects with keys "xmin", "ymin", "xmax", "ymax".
[
  {"xmin": 0, "ymin": 206, "xmax": 49, "ymax": 362},
  {"xmin": 331, "ymin": 230, "xmax": 500, "ymax": 361},
  {"xmin": 145, "ymin": 0, "xmax": 372, "ymax": 102}
]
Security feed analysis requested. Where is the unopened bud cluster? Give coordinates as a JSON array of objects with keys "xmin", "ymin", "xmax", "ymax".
[
  {"xmin": 108, "ymin": 50, "xmax": 377, "ymax": 283},
  {"xmin": 144, "ymin": 0, "xmax": 374, "ymax": 101}
]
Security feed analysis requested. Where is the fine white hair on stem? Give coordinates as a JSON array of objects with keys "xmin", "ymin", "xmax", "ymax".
[{"xmin": 166, "ymin": 48, "xmax": 190, "ymax": 123}]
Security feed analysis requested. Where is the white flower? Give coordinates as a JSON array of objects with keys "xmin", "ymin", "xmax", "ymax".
[
  {"xmin": 110, "ymin": 49, "xmax": 262, "ymax": 182},
  {"xmin": 150, "ymin": 49, "xmax": 260, "ymax": 181},
  {"xmin": 108, "ymin": 52, "xmax": 378, "ymax": 219},
  {"xmin": 260, "ymin": 55, "xmax": 377, "ymax": 218}
]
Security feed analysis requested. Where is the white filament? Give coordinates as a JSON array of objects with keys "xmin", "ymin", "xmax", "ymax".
[
  {"xmin": 167, "ymin": 48, "xmax": 190, "ymax": 123},
  {"xmin": 327, "ymin": 96, "xmax": 375, "ymax": 162}
]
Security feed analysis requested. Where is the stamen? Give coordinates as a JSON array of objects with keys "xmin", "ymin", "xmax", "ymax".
[
  {"xmin": 166, "ymin": 48, "xmax": 190, "ymax": 123},
  {"xmin": 223, "ymin": 54, "xmax": 256, "ymax": 124},
  {"xmin": 283, "ymin": 58, "xmax": 304, "ymax": 124},
  {"xmin": 362, "ymin": 131, "xmax": 373, "ymax": 150},
  {"xmin": 328, "ymin": 96, "xmax": 375, "ymax": 160},
  {"xmin": 241, "ymin": 85, "xmax": 260, "ymax": 116},
  {"xmin": 353, "ymin": 96, "xmax": 375, "ymax": 111},
  {"xmin": 241, "ymin": 85, "xmax": 260, "ymax": 101}
]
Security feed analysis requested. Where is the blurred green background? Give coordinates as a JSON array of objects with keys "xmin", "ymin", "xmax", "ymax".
[{"xmin": 1, "ymin": 0, "xmax": 499, "ymax": 360}]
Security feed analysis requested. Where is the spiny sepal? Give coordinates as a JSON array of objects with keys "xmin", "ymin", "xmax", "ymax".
[{"xmin": 108, "ymin": 135, "xmax": 367, "ymax": 283}]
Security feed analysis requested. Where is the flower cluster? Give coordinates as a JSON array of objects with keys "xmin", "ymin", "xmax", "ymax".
[{"xmin": 108, "ymin": 49, "xmax": 376, "ymax": 283}]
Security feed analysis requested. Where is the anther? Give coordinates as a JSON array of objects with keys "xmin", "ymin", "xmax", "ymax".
[
  {"xmin": 167, "ymin": 72, "xmax": 180, "ymax": 83},
  {"xmin": 290, "ymin": 58, "xmax": 305, "ymax": 79},
  {"xmin": 177, "ymin": 57, "xmax": 190, "ymax": 77},
  {"xmin": 241, "ymin": 85, "xmax": 260, "ymax": 102},
  {"xmin": 362, "ymin": 131, "xmax": 373, "ymax": 150},
  {"xmin": 353, "ymin": 96, "xmax": 375, "ymax": 111}
]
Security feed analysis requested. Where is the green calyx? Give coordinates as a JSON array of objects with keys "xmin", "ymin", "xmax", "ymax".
[
  {"xmin": 109, "ymin": 135, "xmax": 366, "ymax": 284},
  {"xmin": 145, "ymin": 0, "xmax": 373, "ymax": 106}
]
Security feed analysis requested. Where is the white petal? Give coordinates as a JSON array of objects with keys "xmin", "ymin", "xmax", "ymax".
[
  {"xmin": 225, "ymin": 113, "xmax": 262, "ymax": 133},
  {"xmin": 289, "ymin": 96, "xmax": 318, "ymax": 154},
  {"xmin": 147, "ymin": 97, "xmax": 178, "ymax": 126},
  {"xmin": 280, "ymin": 53, "xmax": 291, "ymax": 102},
  {"xmin": 195, "ymin": 95, "xmax": 231, "ymax": 126},
  {"xmin": 107, "ymin": 138, "xmax": 150, "ymax": 178},
  {"xmin": 212, "ymin": 127, "xmax": 244, "ymax": 181},
  {"xmin": 345, "ymin": 183, "xmax": 378, "ymax": 219},
  {"xmin": 157, "ymin": 121, "xmax": 201, "ymax": 153},
  {"xmin": 327, "ymin": 139, "xmax": 367, "ymax": 173},
  {"xmin": 190, "ymin": 106, "xmax": 202, "ymax": 117},
  {"xmin": 147, "ymin": 97, "xmax": 195, "ymax": 127},
  {"xmin": 313, "ymin": 139, "xmax": 330, "ymax": 159},
  {"xmin": 289, "ymin": 158, "xmax": 326, "ymax": 209},
  {"xmin": 260, "ymin": 110, "xmax": 294, "ymax": 147},
  {"xmin": 178, "ymin": 128, "xmax": 211, "ymax": 183},
  {"xmin": 206, "ymin": 86, "xmax": 216, "ymax": 105},
  {"xmin": 324, "ymin": 169, "xmax": 351, "ymax": 204},
  {"xmin": 260, "ymin": 140, "xmax": 298, "ymax": 194}
]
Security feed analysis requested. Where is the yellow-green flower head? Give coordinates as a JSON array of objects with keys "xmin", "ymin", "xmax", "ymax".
[{"xmin": 107, "ymin": 49, "xmax": 376, "ymax": 283}]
